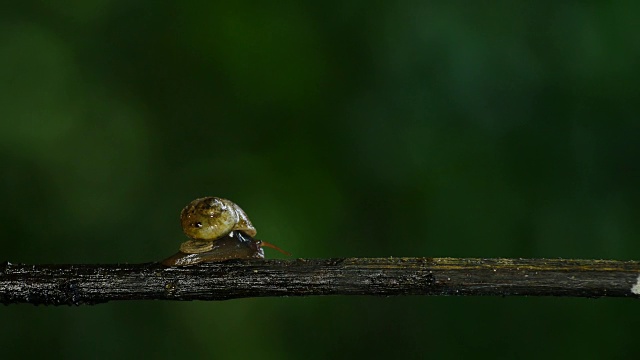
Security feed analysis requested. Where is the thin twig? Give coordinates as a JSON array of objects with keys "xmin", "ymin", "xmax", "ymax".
[{"xmin": 1, "ymin": 258, "xmax": 639, "ymax": 305}]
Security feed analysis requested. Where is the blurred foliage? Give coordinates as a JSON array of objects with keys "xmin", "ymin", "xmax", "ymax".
[{"xmin": 1, "ymin": 1, "xmax": 640, "ymax": 359}]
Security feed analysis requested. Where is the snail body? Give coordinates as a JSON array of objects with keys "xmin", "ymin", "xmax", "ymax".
[
  {"xmin": 162, "ymin": 231, "xmax": 264, "ymax": 266},
  {"xmin": 161, "ymin": 197, "xmax": 288, "ymax": 266}
]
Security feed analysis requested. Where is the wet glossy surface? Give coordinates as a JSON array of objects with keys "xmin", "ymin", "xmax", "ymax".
[{"xmin": 162, "ymin": 231, "xmax": 264, "ymax": 266}]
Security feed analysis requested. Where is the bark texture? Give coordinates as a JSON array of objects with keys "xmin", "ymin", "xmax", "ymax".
[{"xmin": 1, "ymin": 257, "xmax": 639, "ymax": 305}]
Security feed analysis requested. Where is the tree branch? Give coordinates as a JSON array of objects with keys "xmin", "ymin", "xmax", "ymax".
[{"xmin": 1, "ymin": 257, "xmax": 639, "ymax": 305}]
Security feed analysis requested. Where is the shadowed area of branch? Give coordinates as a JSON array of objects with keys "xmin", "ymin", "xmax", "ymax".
[{"xmin": 1, "ymin": 257, "xmax": 639, "ymax": 305}]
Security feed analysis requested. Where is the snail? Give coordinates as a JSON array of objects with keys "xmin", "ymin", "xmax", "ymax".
[{"xmin": 161, "ymin": 197, "xmax": 289, "ymax": 266}]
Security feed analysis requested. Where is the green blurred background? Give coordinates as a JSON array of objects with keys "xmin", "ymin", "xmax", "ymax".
[{"xmin": 1, "ymin": 1, "xmax": 639, "ymax": 359}]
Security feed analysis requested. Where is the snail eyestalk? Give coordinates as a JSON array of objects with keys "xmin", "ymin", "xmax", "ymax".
[{"xmin": 259, "ymin": 241, "xmax": 291, "ymax": 256}]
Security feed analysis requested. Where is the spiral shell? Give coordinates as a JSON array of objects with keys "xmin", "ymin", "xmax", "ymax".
[{"xmin": 179, "ymin": 197, "xmax": 256, "ymax": 254}]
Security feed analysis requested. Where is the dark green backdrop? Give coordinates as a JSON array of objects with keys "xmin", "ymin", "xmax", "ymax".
[{"xmin": 1, "ymin": 1, "xmax": 639, "ymax": 359}]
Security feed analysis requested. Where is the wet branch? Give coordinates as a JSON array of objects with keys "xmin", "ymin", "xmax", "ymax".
[{"xmin": 1, "ymin": 257, "xmax": 639, "ymax": 305}]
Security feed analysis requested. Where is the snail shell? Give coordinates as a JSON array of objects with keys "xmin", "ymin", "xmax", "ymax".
[{"xmin": 179, "ymin": 197, "xmax": 256, "ymax": 254}]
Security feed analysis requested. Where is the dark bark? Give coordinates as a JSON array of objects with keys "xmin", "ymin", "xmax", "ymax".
[{"xmin": 1, "ymin": 257, "xmax": 639, "ymax": 306}]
